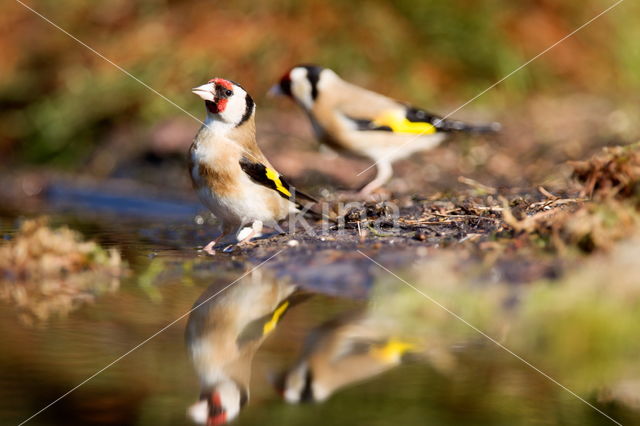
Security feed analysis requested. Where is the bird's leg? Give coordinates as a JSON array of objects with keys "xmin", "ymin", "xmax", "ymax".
[
  {"xmin": 202, "ymin": 236, "xmax": 222, "ymax": 255},
  {"xmin": 359, "ymin": 161, "xmax": 393, "ymax": 196},
  {"xmin": 222, "ymin": 221, "xmax": 263, "ymax": 253},
  {"xmin": 202, "ymin": 222, "xmax": 237, "ymax": 255},
  {"xmin": 236, "ymin": 220, "xmax": 264, "ymax": 245}
]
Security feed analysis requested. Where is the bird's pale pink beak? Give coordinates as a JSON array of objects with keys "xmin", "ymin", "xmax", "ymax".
[
  {"xmin": 267, "ymin": 84, "xmax": 283, "ymax": 97},
  {"xmin": 192, "ymin": 83, "xmax": 215, "ymax": 101}
]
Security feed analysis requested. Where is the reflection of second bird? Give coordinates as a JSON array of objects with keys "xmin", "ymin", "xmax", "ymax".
[
  {"xmin": 271, "ymin": 65, "xmax": 500, "ymax": 195},
  {"xmin": 276, "ymin": 309, "xmax": 415, "ymax": 403}
]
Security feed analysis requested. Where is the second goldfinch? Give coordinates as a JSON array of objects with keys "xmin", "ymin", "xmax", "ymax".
[
  {"xmin": 271, "ymin": 65, "xmax": 500, "ymax": 194},
  {"xmin": 190, "ymin": 78, "xmax": 316, "ymax": 254}
]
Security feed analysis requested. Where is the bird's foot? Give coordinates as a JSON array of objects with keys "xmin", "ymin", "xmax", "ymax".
[
  {"xmin": 222, "ymin": 244, "xmax": 236, "ymax": 253},
  {"xmin": 355, "ymin": 187, "xmax": 392, "ymax": 201},
  {"xmin": 236, "ymin": 220, "xmax": 264, "ymax": 245},
  {"xmin": 201, "ymin": 240, "xmax": 218, "ymax": 255}
]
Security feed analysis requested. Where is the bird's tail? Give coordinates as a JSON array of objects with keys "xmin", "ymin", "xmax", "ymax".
[{"xmin": 434, "ymin": 118, "xmax": 501, "ymax": 133}]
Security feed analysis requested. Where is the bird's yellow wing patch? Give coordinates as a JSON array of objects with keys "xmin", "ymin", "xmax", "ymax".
[
  {"xmin": 373, "ymin": 110, "xmax": 437, "ymax": 135},
  {"xmin": 263, "ymin": 300, "xmax": 290, "ymax": 335},
  {"xmin": 372, "ymin": 339, "xmax": 414, "ymax": 363},
  {"xmin": 265, "ymin": 167, "xmax": 291, "ymax": 197},
  {"xmin": 239, "ymin": 156, "xmax": 317, "ymax": 203}
]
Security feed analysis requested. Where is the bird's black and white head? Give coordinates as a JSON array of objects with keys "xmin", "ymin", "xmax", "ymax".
[
  {"xmin": 187, "ymin": 380, "xmax": 248, "ymax": 426},
  {"xmin": 192, "ymin": 78, "xmax": 255, "ymax": 128},
  {"xmin": 271, "ymin": 64, "xmax": 332, "ymax": 110},
  {"xmin": 274, "ymin": 361, "xmax": 324, "ymax": 404}
]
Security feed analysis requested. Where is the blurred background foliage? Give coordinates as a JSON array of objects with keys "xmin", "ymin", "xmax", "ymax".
[{"xmin": 0, "ymin": 0, "xmax": 638, "ymax": 168}]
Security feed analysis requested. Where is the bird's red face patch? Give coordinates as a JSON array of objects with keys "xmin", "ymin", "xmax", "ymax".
[
  {"xmin": 205, "ymin": 78, "xmax": 234, "ymax": 114},
  {"xmin": 208, "ymin": 78, "xmax": 233, "ymax": 90},
  {"xmin": 207, "ymin": 392, "xmax": 227, "ymax": 426}
]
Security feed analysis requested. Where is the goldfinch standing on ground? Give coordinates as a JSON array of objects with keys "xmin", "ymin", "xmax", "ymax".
[
  {"xmin": 271, "ymin": 65, "xmax": 500, "ymax": 195},
  {"xmin": 190, "ymin": 78, "xmax": 316, "ymax": 254}
]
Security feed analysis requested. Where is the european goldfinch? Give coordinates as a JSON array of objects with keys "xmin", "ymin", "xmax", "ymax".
[
  {"xmin": 271, "ymin": 65, "xmax": 500, "ymax": 195},
  {"xmin": 186, "ymin": 275, "xmax": 301, "ymax": 425},
  {"xmin": 277, "ymin": 309, "xmax": 414, "ymax": 403},
  {"xmin": 190, "ymin": 78, "xmax": 316, "ymax": 254}
]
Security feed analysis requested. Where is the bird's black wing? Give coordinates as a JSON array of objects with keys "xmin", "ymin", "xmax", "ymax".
[
  {"xmin": 239, "ymin": 157, "xmax": 317, "ymax": 203},
  {"xmin": 346, "ymin": 105, "xmax": 500, "ymax": 134},
  {"xmin": 236, "ymin": 293, "xmax": 312, "ymax": 348}
]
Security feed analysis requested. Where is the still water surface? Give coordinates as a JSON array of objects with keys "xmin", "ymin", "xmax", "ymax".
[{"xmin": 0, "ymin": 210, "xmax": 634, "ymax": 426}]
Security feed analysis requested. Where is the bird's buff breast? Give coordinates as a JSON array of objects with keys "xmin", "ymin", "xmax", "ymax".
[{"xmin": 191, "ymin": 160, "xmax": 292, "ymax": 225}]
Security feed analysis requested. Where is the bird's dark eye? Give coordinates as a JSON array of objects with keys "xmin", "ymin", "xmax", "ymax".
[{"xmin": 225, "ymin": 90, "xmax": 233, "ymax": 97}]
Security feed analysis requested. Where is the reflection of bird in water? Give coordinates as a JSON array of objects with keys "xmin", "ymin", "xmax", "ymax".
[
  {"xmin": 185, "ymin": 274, "xmax": 305, "ymax": 425},
  {"xmin": 277, "ymin": 309, "xmax": 416, "ymax": 403}
]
